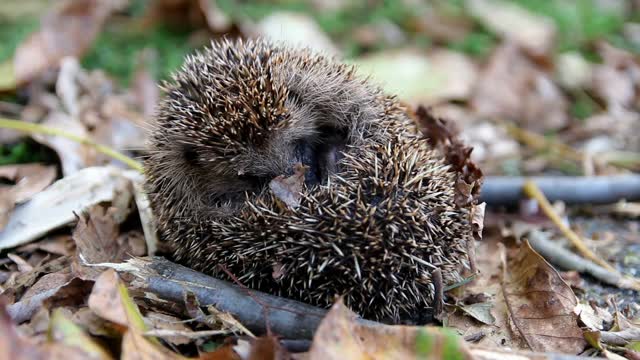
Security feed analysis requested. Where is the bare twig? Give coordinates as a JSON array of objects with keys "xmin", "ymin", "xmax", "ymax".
[
  {"xmin": 526, "ymin": 229, "xmax": 640, "ymax": 291},
  {"xmin": 115, "ymin": 257, "xmax": 376, "ymax": 339},
  {"xmin": 432, "ymin": 268, "xmax": 444, "ymax": 321},
  {"xmin": 523, "ymin": 180, "xmax": 617, "ymax": 272},
  {"xmin": 480, "ymin": 175, "xmax": 640, "ymax": 206}
]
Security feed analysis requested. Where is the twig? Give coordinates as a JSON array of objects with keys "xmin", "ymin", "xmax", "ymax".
[
  {"xmin": 144, "ymin": 329, "xmax": 232, "ymax": 339},
  {"xmin": 0, "ymin": 117, "xmax": 143, "ymax": 172},
  {"xmin": 117, "ymin": 257, "xmax": 377, "ymax": 339},
  {"xmin": 432, "ymin": 268, "xmax": 444, "ymax": 321},
  {"xmin": 480, "ymin": 175, "xmax": 640, "ymax": 206},
  {"xmin": 523, "ymin": 180, "xmax": 617, "ymax": 272},
  {"xmin": 526, "ymin": 229, "xmax": 640, "ymax": 291}
]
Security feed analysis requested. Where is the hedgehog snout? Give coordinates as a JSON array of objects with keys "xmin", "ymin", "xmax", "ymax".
[{"xmin": 291, "ymin": 138, "xmax": 344, "ymax": 187}]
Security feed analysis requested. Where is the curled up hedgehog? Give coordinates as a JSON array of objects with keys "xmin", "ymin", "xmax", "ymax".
[{"xmin": 144, "ymin": 38, "xmax": 482, "ymax": 323}]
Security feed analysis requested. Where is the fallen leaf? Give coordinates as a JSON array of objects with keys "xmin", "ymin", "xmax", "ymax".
[
  {"xmin": 7, "ymin": 253, "xmax": 33, "ymax": 273},
  {"xmin": 253, "ymin": 12, "xmax": 339, "ymax": 56},
  {"xmin": 308, "ymin": 299, "xmax": 473, "ymax": 359},
  {"xmin": 591, "ymin": 43, "xmax": 640, "ymax": 111},
  {"xmin": 198, "ymin": 0, "xmax": 232, "ymax": 33},
  {"xmin": 49, "ymin": 308, "xmax": 113, "ymax": 360},
  {"xmin": 457, "ymin": 302, "xmax": 496, "ymax": 326},
  {"xmin": 121, "ymin": 328, "xmax": 184, "ymax": 360},
  {"xmin": 73, "ymin": 204, "xmax": 144, "ymax": 279},
  {"xmin": 131, "ymin": 49, "xmax": 160, "ymax": 120},
  {"xmin": 88, "ymin": 269, "xmax": 146, "ymax": 331},
  {"xmin": 8, "ymin": 271, "xmax": 93, "ymax": 324},
  {"xmin": 0, "ymin": 164, "xmax": 57, "ymax": 230},
  {"xmin": 12, "ymin": 0, "xmax": 125, "ymax": 86},
  {"xmin": 144, "ymin": 312, "xmax": 193, "ymax": 345},
  {"xmin": 0, "ymin": 300, "xmax": 97, "ymax": 360},
  {"xmin": 0, "ymin": 166, "xmax": 134, "ymax": 251},
  {"xmin": 471, "ymin": 44, "xmax": 569, "ymax": 132},
  {"xmin": 269, "ymin": 164, "xmax": 306, "ymax": 209},
  {"xmin": 355, "ymin": 49, "xmax": 477, "ymax": 105},
  {"xmin": 466, "ymin": 0, "xmax": 556, "ymax": 56},
  {"xmin": 502, "ymin": 240, "xmax": 587, "ymax": 354}
]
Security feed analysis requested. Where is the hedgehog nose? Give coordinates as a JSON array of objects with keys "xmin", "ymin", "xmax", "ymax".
[{"xmin": 293, "ymin": 141, "xmax": 321, "ymax": 187}]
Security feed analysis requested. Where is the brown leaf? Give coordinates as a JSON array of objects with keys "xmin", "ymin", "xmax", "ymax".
[
  {"xmin": 8, "ymin": 270, "xmax": 93, "ymax": 324},
  {"xmin": 467, "ymin": 0, "xmax": 556, "ymax": 56},
  {"xmin": 131, "ymin": 49, "xmax": 159, "ymax": 120},
  {"xmin": 502, "ymin": 240, "xmax": 587, "ymax": 354},
  {"xmin": 73, "ymin": 204, "xmax": 145, "ymax": 279},
  {"xmin": 0, "ymin": 300, "xmax": 98, "ymax": 360},
  {"xmin": 269, "ymin": 164, "xmax": 306, "ymax": 209},
  {"xmin": 413, "ymin": 106, "xmax": 484, "ymax": 205},
  {"xmin": 87, "ymin": 269, "xmax": 129, "ymax": 328},
  {"xmin": 471, "ymin": 44, "xmax": 568, "ymax": 132},
  {"xmin": 12, "ymin": 0, "xmax": 125, "ymax": 86},
  {"xmin": 121, "ymin": 328, "xmax": 183, "ymax": 360},
  {"xmin": 308, "ymin": 299, "xmax": 473, "ymax": 360},
  {"xmin": 0, "ymin": 164, "xmax": 57, "ymax": 230}
]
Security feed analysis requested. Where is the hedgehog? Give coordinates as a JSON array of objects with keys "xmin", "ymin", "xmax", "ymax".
[{"xmin": 144, "ymin": 38, "xmax": 475, "ymax": 322}]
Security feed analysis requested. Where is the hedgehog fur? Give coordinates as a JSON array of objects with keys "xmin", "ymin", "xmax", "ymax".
[{"xmin": 144, "ymin": 38, "xmax": 474, "ymax": 322}]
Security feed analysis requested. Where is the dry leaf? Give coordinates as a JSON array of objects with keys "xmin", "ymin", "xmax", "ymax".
[
  {"xmin": 355, "ymin": 49, "xmax": 477, "ymax": 105},
  {"xmin": 502, "ymin": 240, "xmax": 587, "ymax": 354},
  {"xmin": 269, "ymin": 164, "xmax": 306, "ymax": 209},
  {"xmin": 308, "ymin": 299, "xmax": 472, "ymax": 360},
  {"xmin": 121, "ymin": 329, "xmax": 184, "ymax": 360},
  {"xmin": 472, "ymin": 44, "xmax": 568, "ymax": 132},
  {"xmin": 12, "ymin": 0, "xmax": 125, "ymax": 86},
  {"xmin": 467, "ymin": 0, "xmax": 556, "ymax": 56},
  {"xmin": 0, "ymin": 164, "xmax": 57, "ymax": 230},
  {"xmin": 87, "ymin": 269, "xmax": 131, "ymax": 328},
  {"xmin": 0, "ymin": 166, "xmax": 134, "ymax": 251},
  {"xmin": 0, "ymin": 301, "xmax": 99, "ymax": 360},
  {"xmin": 254, "ymin": 12, "xmax": 339, "ymax": 56},
  {"xmin": 8, "ymin": 271, "xmax": 93, "ymax": 324},
  {"xmin": 49, "ymin": 309, "xmax": 113, "ymax": 360},
  {"xmin": 73, "ymin": 204, "xmax": 145, "ymax": 279},
  {"xmin": 457, "ymin": 302, "xmax": 496, "ymax": 326}
]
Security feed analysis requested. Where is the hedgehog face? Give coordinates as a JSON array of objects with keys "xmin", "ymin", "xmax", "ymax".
[{"xmin": 145, "ymin": 39, "xmax": 473, "ymax": 322}]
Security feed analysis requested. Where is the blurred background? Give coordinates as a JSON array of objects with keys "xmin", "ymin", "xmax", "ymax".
[
  {"xmin": 1, "ymin": 2, "xmax": 640, "ymax": 355},
  {"xmin": 0, "ymin": 0, "xmax": 639, "ymax": 175}
]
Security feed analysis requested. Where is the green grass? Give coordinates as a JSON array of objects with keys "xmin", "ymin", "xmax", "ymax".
[
  {"xmin": 82, "ymin": 24, "xmax": 197, "ymax": 86},
  {"xmin": 0, "ymin": 141, "xmax": 56, "ymax": 165}
]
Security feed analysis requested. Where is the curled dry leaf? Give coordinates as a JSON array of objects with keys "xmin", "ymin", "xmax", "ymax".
[
  {"xmin": 308, "ymin": 299, "xmax": 473, "ymax": 360},
  {"xmin": 501, "ymin": 240, "xmax": 587, "ymax": 354},
  {"xmin": 10, "ymin": 0, "xmax": 125, "ymax": 87},
  {"xmin": 0, "ymin": 164, "xmax": 57, "ymax": 230},
  {"xmin": 269, "ymin": 164, "xmax": 306, "ymax": 209}
]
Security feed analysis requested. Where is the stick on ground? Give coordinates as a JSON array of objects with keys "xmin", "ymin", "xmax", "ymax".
[
  {"xmin": 480, "ymin": 175, "xmax": 640, "ymax": 206},
  {"xmin": 113, "ymin": 257, "xmax": 376, "ymax": 339}
]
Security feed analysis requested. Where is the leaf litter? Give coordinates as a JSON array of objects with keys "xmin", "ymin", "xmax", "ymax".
[{"xmin": 1, "ymin": 0, "xmax": 640, "ymax": 359}]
